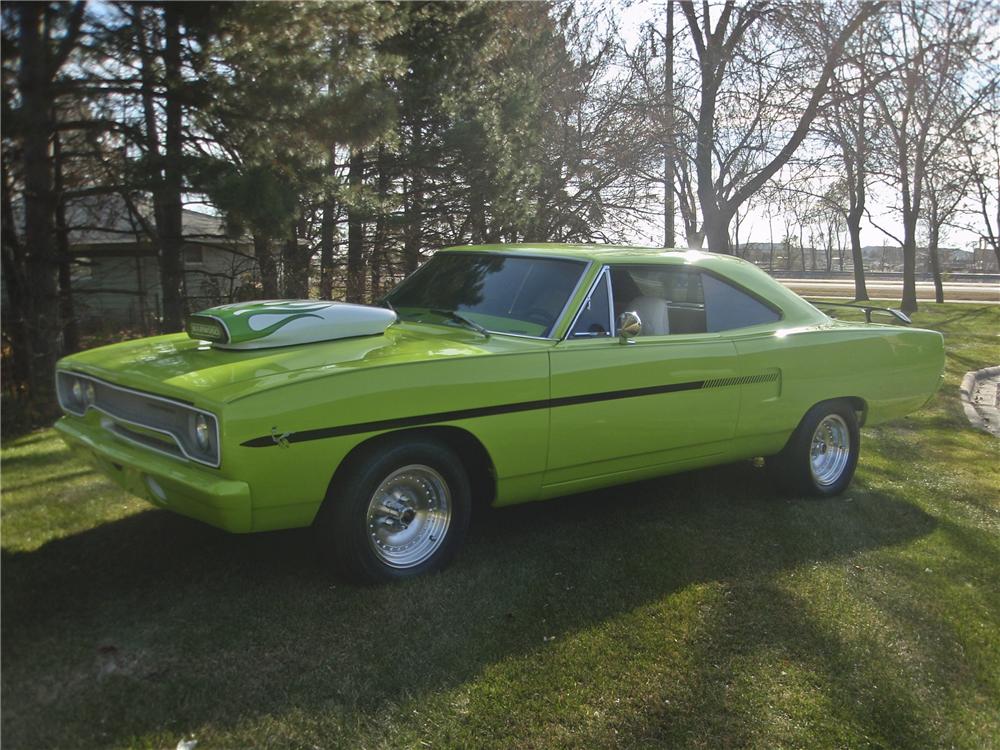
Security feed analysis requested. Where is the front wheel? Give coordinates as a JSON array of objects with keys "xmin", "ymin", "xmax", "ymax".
[
  {"xmin": 768, "ymin": 400, "xmax": 860, "ymax": 497},
  {"xmin": 315, "ymin": 437, "xmax": 471, "ymax": 583}
]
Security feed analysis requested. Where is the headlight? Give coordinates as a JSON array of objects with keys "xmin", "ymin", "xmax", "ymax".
[
  {"xmin": 71, "ymin": 378, "xmax": 83, "ymax": 404},
  {"xmin": 84, "ymin": 382, "xmax": 96, "ymax": 406},
  {"xmin": 193, "ymin": 414, "xmax": 211, "ymax": 451}
]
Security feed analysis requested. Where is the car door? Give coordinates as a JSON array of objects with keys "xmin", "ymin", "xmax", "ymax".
[{"xmin": 544, "ymin": 264, "xmax": 742, "ymax": 492}]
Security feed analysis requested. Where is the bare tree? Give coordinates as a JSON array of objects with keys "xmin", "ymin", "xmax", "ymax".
[
  {"xmin": 819, "ymin": 15, "xmax": 888, "ymax": 300},
  {"xmin": 962, "ymin": 93, "xmax": 1000, "ymax": 270},
  {"xmin": 678, "ymin": 1, "xmax": 881, "ymax": 253},
  {"xmin": 872, "ymin": 0, "xmax": 998, "ymax": 313},
  {"xmin": 922, "ymin": 169, "xmax": 966, "ymax": 303}
]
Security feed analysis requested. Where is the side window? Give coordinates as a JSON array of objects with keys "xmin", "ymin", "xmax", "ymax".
[
  {"xmin": 570, "ymin": 270, "xmax": 612, "ymax": 337},
  {"xmin": 609, "ymin": 265, "xmax": 706, "ymax": 335},
  {"xmin": 608, "ymin": 265, "xmax": 781, "ymax": 335},
  {"xmin": 702, "ymin": 274, "xmax": 781, "ymax": 332}
]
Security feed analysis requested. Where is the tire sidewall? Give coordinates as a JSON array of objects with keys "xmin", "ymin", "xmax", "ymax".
[
  {"xmin": 774, "ymin": 400, "xmax": 861, "ymax": 497},
  {"xmin": 319, "ymin": 438, "xmax": 472, "ymax": 583}
]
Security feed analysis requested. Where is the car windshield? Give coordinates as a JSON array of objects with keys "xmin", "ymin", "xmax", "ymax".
[{"xmin": 384, "ymin": 252, "xmax": 587, "ymax": 337}]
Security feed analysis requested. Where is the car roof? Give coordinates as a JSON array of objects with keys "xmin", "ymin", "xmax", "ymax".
[
  {"xmin": 441, "ymin": 242, "xmax": 772, "ymax": 272},
  {"xmin": 441, "ymin": 242, "xmax": 744, "ymax": 267}
]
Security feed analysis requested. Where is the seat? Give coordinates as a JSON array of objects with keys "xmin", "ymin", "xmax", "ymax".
[{"xmin": 627, "ymin": 296, "xmax": 670, "ymax": 336}]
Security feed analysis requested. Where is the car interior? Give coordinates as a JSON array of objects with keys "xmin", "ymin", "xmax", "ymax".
[{"xmin": 571, "ymin": 265, "xmax": 780, "ymax": 338}]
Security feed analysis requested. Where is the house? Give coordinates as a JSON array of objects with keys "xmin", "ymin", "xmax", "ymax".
[{"xmin": 65, "ymin": 195, "xmax": 256, "ymax": 330}]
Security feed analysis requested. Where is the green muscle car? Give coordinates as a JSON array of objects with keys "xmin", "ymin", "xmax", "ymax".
[{"xmin": 54, "ymin": 245, "xmax": 945, "ymax": 582}]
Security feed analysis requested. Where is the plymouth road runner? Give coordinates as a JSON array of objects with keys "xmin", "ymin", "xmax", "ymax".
[{"xmin": 55, "ymin": 245, "xmax": 945, "ymax": 582}]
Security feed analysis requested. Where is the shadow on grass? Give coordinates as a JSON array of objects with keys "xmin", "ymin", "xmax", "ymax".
[
  {"xmin": 923, "ymin": 304, "xmax": 996, "ymax": 330},
  {"xmin": 2, "ymin": 468, "xmax": 96, "ymax": 495},
  {"xmin": 2, "ymin": 463, "xmax": 937, "ymax": 748}
]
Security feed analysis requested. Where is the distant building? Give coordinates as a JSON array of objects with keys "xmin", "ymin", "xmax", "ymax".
[
  {"xmin": 973, "ymin": 239, "xmax": 999, "ymax": 272},
  {"xmin": 63, "ymin": 195, "xmax": 255, "ymax": 330},
  {"xmin": 733, "ymin": 241, "xmax": 977, "ymax": 274}
]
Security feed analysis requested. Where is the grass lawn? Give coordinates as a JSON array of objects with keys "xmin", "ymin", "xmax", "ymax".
[{"xmin": 2, "ymin": 302, "xmax": 998, "ymax": 750}]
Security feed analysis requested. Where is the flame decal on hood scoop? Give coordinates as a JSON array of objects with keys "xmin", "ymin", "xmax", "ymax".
[{"xmin": 185, "ymin": 300, "xmax": 397, "ymax": 349}]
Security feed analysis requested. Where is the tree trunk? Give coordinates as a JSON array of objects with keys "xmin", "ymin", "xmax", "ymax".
[
  {"xmin": 2, "ymin": 163, "xmax": 32, "ymax": 386},
  {"xmin": 319, "ymin": 149, "xmax": 336, "ymax": 300},
  {"xmin": 53, "ymin": 128, "xmax": 79, "ymax": 353},
  {"xmin": 371, "ymin": 142, "xmax": 389, "ymax": 301},
  {"xmin": 282, "ymin": 220, "xmax": 309, "ymax": 299},
  {"xmin": 799, "ymin": 225, "xmax": 806, "ymax": 272},
  {"xmin": 403, "ymin": 120, "xmax": 424, "ymax": 274},
  {"xmin": 346, "ymin": 148, "xmax": 365, "ymax": 303},
  {"xmin": 901, "ymin": 242, "xmax": 918, "ymax": 313},
  {"xmin": 928, "ymin": 221, "xmax": 944, "ymax": 304},
  {"xmin": 157, "ymin": 3, "xmax": 186, "ymax": 331},
  {"xmin": 702, "ymin": 208, "xmax": 731, "ymax": 253},
  {"xmin": 825, "ymin": 226, "xmax": 833, "ymax": 273},
  {"xmin": 469, "ymin": 179, "xmax": 486, "ymax": 245},
  {"xmin": 846, "ymin": 214, "xmax": 869, "ymax": 301},
  {"xmin": 663, "ymin": 2, "xmax": 675, "ymax": 249},
  {"xmin": 768, "ymin": 220, "xmax": 775, "ymax": 273},
  {"xmin": 253, "ymin": 234, "xmax": 279, "ymax": 298},
  {"xmin": 17, "ymin": 2, "xmax": 59, "ymax": 399},
  {"xmin": 900, "ymin": 201, "xmax": 919, "ymax": 314}
]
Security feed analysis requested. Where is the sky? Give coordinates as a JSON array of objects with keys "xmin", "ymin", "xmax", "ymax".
[{"xmin": 614, "ymin": 1, "xmax": 983, "ymax": 253}]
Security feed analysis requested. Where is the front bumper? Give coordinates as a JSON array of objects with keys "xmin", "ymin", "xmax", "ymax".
[{"xmin": 55, "ymin": 416, "xmax": 252, "ymax": 533}]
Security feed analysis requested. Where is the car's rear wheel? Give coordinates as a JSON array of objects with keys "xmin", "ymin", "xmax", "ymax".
[
  {"xmin": 768, "ymin": 400, "xmax": 860, "ymax": 497},
  {"xmin": 315, "ymin": 437, "xmax": 471, "ymax": 583}
]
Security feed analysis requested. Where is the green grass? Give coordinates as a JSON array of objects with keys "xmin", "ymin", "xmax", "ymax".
[{"xmin": 2, "ymin": 302, "xmax": 998, "ymax": 749}]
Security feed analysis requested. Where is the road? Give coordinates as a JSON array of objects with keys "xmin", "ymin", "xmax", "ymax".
[{"xmin": 778, "ymin": 278, "xmax": 1000, "ymax": 303}]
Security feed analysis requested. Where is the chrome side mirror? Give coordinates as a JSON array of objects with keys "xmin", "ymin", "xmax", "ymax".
[{"xmin": 617, "ymin": 311, "xmax": 641, "ymax": 343}]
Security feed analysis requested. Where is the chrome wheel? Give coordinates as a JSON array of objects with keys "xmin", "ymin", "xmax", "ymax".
[
  {"xmin": 366, "ymin": 464, "xmax": 452, "ymax": 569},
  {"xmin": 809, "ymin": 414, "xmax": 851, "ymax": 487}
]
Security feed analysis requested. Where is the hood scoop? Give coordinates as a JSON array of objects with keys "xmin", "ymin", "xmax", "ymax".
[{"xmin": 186, "ymin": 300, "xmax": 397, "ymax": 349}]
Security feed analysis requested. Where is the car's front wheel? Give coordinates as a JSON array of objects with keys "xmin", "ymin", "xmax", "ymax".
[
  {"xmin": 315, "ymin": 437, "xmax": 471, "ymax": 583},
  {"xmin": 768, "ymin": 400, "xmax": 860, "ymax": 497}
]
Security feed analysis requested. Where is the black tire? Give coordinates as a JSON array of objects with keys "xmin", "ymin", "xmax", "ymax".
[
  {"xmin": 314, "ymin": 436, "xmax": 472, "ymax": 583},
  {"xmin": 767, "ymin": 400, "xmax": 860, "ymax": 497}
]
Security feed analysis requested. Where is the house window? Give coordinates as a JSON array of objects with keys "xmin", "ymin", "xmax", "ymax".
[
  {"xmin": 183, "ymin": 246, "xmax": 204, "ymax": 266},
  {"xmin": 71, "ymin": 257, "xmax": 93, "ymax": 282}
]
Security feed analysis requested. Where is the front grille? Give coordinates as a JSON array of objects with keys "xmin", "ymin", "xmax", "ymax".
[
  {"xmin": 107, "ymin": 422, "xmax": 186, "ymax": 460},
  {"xmin": 57, "ymin": 371, "xmax": 220, "ymax": 467}
]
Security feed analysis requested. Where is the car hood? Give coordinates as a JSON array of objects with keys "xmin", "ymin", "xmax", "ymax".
[{"xmin": 59, "ymin": 322, "xmax": 550, "ymax": 405}]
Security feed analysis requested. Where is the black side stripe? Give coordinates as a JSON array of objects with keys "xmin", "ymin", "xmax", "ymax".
[{"xmin": 241, "ymin": 379, "xmax": 708, "ymax": 448}]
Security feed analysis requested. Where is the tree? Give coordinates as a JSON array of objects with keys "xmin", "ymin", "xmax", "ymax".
[
  {"xmin": 922, "ymin": 163, "xmax": 968, "ymax": 303},
  {"xmin": 962, "ymin": 93, "xmax": 1000, "ymax": 270},
  {"xmin": 820, "ymin": 14, "xmax": 888, "ymax": 300},
  {"xmin": 196, "ymin": 1, "xmax": 400, "ymax": 301},
  {"xmin": 872, "ymin": 0, "xmax": 998, "ymax": 313},
  {"xmin": 678, "ymin": 0, "xmax": 881, "ymax": 252},
  {"xmin": 2, "ymin": 1, "xmax": 86, "ymax": 404}
]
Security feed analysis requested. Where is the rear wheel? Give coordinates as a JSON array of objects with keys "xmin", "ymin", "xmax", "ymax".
[
  {"xmin": 315, "ymin": 437, "xmax": 471, "ymax": 583},
  {"xmin": 768, "ymin": 400, "xmax": 860, "ymax": 497}
]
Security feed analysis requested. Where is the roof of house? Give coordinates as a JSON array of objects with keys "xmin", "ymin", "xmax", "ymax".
[{"xmin": 62, "ymin": 194, "xmax": 234, "ymax": 249}]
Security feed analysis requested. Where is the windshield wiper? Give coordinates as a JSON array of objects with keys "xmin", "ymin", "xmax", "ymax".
[{"xmin": 430, "ymin": 309, "xmax": 490, "ymax": 338}]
